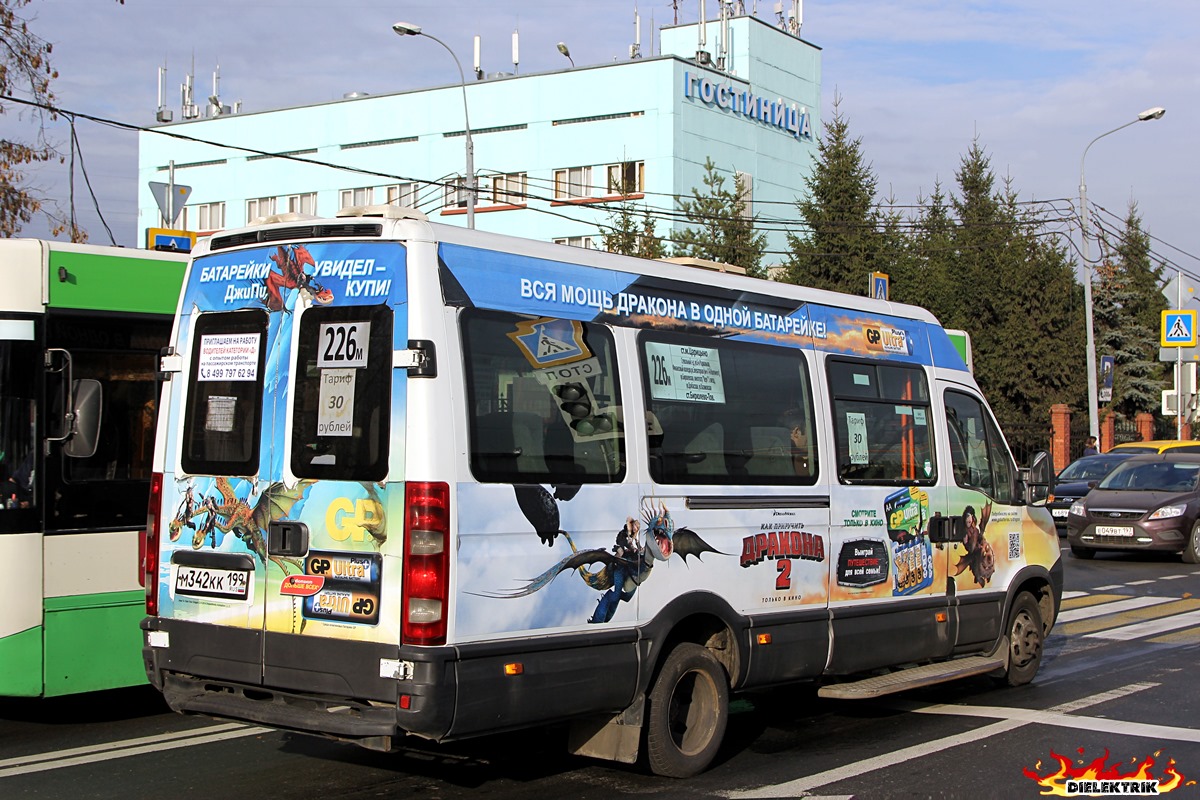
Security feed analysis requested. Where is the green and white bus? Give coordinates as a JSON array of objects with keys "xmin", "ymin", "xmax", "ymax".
[{"xmin": 0, "ymin": 239, "xmax": 187, "ymax": 697}]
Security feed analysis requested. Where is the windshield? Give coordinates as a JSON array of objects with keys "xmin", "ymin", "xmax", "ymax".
[
  {"xmin": 1058, "ymin": 455, "xmax": 1128, "ymax": 482},
  {"xmin": 1099, "ymin": 461, "xmax": 1200, "ymax": 492}
]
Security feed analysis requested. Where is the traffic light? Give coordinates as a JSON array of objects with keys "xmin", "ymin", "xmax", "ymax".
[{"xmin": 553, "ymin": 382, "xmax": 616, "ymax": 439}]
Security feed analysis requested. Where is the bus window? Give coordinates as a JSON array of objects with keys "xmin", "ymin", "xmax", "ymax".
[
  {"xmin": 640, "ymin": 333, "xmax": 817, "ymax": 485},
  {"xmin": 0, "ymin": 319, "xmax": 38, "ymax": 519},
  {"xmin": 944, "ymin": 390, "xmax": 1015, "ymax": 503},
  {"xmin": 827, "ymin": 359, "xmax": 935, "ymax": 485},
  {"xmin": 181, "ymin": 310, "xmax": 269, "ymax": 476},
  {"xmin": 462, "ymin": 310, "xmax": 625, "ymax": 484},
  {"xmin": 290, "ymin": 304, "xmax": 392, "ymax": 481}
]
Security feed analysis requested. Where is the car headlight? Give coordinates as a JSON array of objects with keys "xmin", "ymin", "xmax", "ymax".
[
  {"xmin": 1069, "ymin": 501, "xmax": 1086, "ymax": 516},
  {"xmin": 1149, "ymin": 505, "xmax": 1187, "ymax": 520}
]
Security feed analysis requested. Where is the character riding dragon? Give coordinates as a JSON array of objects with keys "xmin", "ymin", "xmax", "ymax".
[{"xmin": 485, "ymin": 488, "xmax": 723, "ymax": 624}]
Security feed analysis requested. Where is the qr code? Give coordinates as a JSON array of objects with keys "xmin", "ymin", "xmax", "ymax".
[{"xmin": 1008, "ymin": 531, "xmax": 1021, "ymax": 560}]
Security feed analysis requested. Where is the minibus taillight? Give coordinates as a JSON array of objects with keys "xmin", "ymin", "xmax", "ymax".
[
  {"xmin": 144, "ymin": 471, "xmax": 163, "ymax": 616},
  {"xmin": 401, "ymin": 481, "xmax": 450, "ymax": 646}
]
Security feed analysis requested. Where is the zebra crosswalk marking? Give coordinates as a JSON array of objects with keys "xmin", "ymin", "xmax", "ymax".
[
  {"xmin": 1086, "ymin": 608, "xmax": 1200, "ymax": 641},
  {"xmin": 1056, "ymin": 595, "xmax": 1174, "ymax": 623}
]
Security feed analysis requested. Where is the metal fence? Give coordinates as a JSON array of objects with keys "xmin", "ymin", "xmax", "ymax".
[{"xmin": 1003, "ymin": 421, "xmax": 1053, "ymax": 467}]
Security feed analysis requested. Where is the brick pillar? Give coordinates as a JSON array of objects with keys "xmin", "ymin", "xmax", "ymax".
[
  {"xmin": 1100, "ymin": 408, "xmax": 1116, "ymax": 453},
  {"xmin": 1050, "ymin": 404, "xmax": 1071, "ymax": 471},
  {"xmin": 1135, "ymin": 412, "xmax": 1155, "ymax": 442}
]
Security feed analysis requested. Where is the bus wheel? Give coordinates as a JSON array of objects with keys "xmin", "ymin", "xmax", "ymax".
[
  {"xmin": 1002, "ymin": 592, "xmax": 1044, "ymax": 687},
  {"xmin": 646, "ymin": 643, "xmax": 728, "ymax": 778}
]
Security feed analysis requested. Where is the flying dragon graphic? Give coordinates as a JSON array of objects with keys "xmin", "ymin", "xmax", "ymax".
[
  {"xmin": 263, "ymin": 244, "xmax": 334, "ymax": 312},
  {"xmin": 483, "ymin": 491, "xmax": 723, "ymax": 624}
]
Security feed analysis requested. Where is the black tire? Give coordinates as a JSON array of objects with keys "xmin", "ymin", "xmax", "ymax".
[
  {"xmin": 1002, "ymin": 592, "xmax": 1044, "ymax": 687},
  {"xmin": 1069, "ymin": 543, "xmax": 1095, "ymax": 559},
  {"xmin": 1184, "ymin": 522, "xmax": 1200, "ymax": 564},
  {"xmin": 645, "ymin": 643, "xmax": 729, "ymax": 778}
]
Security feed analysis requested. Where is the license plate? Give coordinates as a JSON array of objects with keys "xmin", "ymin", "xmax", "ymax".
[
  {"xmin": 1051, "ymin": 508, "xmax": 1069, "ymax": 518},
  {"xmin": 173, "ymin": 564, "xmax": 251, "ymax": 600},
  {"xmin": 1095, "ymin": 525, "xmax": 1134, "ymax": 537}
]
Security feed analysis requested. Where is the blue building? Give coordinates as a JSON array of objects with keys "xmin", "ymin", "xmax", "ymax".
[{"xmin": 137, "ymin": 13, "xmax": 821, "ymax": 265}]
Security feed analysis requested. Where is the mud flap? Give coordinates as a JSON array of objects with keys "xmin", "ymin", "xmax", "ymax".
[{"xmin": 566, "ymin": 693, "xmax": 645, "ymax": 764}]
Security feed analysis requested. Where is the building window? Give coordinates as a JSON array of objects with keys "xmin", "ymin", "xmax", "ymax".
[
  {"xmin": 444, "ymin": 177, "xmax": 469, "ymax": 209},
  {"xmin": 285, "ymin": 192, "xmax": 317, "ymax": 216},
  {"xmin": 606, "ymin": 161, "xmax": 644, "ymax": 195},
  {"xmin": 246, "ymin": 196, "xmax": 277, "ymax": 221},
  {"xmin": 386, "ymin": 182, "xmax": 419, "ymax": 208},
  {"xmin": 554, "ymin": 236, "xmax": 596, "ymax": 249},
  {"xmin": 180, "ymin": 202, "xmax": 225, "ymax": 231},
  {"xmin": 553, "ymin": 166, "xmax": 592, "ymax": 200},
  {"xmin": 491, "ymin": 172, "xmax": 527, "ymax": 205},
  {"xmin": 339, "ymin": 187, "xmax": 374, "ymax": 209}
]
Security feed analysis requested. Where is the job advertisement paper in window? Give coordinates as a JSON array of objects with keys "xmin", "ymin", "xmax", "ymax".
[{"xmin": 197, "ymin": 333, "xmax": 261, "ymax": 381}]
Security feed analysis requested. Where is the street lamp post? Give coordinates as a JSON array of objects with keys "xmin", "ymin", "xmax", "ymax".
[
  {"xmin": 393, "ymin": 21, "xmax": 475, "ymax": 230},
  {"xmin": 1078, "ymin": 106, "xmax": 1166, "ymax": 439}
]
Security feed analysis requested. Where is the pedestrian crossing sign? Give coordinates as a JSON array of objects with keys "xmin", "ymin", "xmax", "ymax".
[{"xmin": 1161, "ymin": 310, "xmax": 1197, "ymax": 347}]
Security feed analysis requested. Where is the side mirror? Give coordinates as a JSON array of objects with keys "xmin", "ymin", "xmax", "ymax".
[
  {"xmin": 64, "ymin": 379, "xmax": 103, "ymax": 458},
  {"xmin": 1025, "ymin": 449, "xmax": 1054, "ymax": 506},
  {"xmin": 927, "ymin": 514, "xmax": 966, "ymax": 544}
]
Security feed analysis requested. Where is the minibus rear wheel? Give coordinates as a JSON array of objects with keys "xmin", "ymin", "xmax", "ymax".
[{"xmin": 645, "ymin": 643, "xmax": 728, "ymax": 777}]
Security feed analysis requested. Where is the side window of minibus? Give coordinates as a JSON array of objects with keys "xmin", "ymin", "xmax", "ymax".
[
  {"xmin": 944, "ymin": 390, "xmax": 1015, "ymax": 503},
  {"xmin": 640, "ymin": 333, "xmax": 817, "ymax": 485},
  {"xmin": 826, "ymin": 359, "xmax": 935, "ymax": 485},
  {"xmin": 181, "ymin": 309, "xmax": 269, "ymax": 476},
  {"xmin": 461, "ymin": 310, "xmax": 625, "ymax": 484},
  {"xmin": 290, "ymin": 303, "xmax": 392, "ymax": 481}
]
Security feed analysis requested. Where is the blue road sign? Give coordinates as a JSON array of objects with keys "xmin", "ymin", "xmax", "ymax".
[{"xmin": 1162, "ymin": 310, "xmax": 1197, "ymax": 347}]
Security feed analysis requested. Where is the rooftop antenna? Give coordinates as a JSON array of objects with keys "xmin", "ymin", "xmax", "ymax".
[
  {"xmin": 512, "ymin": 27, "xmax": 519, "ymax": 73},
  {"xmin": 630, "ymin": 5, "xmax": 642, "ymax": 59},
  {"xmin": 207, "ymin": 64, "xmax": 226, "ymax": 117},
  {"xmin": 696, "ymin": 0, "xmax": 711, "ymax": 65},
  {"xmin": 155, "ymin": 63, "xmax": 173, "ymax": 123},
  {"xmin": 718, "ymin": 0, "xmax": 730, "ymax": 70},
  {"xmin": 793, "ymin": 0, "xmax": 803, "ymax": 36},
  {"xmin": 473, "ymin": 35, "xmax": 483, "ymax": 80},
  {"xmin": 180, "ymin": 56, "xmax": 199, "ymax": 120}
]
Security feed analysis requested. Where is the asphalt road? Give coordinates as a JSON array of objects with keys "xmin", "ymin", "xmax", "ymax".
[{"xmin": 4, "ymin": 544, "xmax": 1199, "ymax": 799}]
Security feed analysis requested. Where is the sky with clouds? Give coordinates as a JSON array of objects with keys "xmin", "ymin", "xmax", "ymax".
[{"xmin": 5, "ymin": 0, "xmax": 1196, "ymax": 281}]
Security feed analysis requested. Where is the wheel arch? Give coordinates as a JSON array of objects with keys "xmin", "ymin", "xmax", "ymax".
[{"xmin": 637, "ymin": 591, "xmax": 749, "ymax": 694}]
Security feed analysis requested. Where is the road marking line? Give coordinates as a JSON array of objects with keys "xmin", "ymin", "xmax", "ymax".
[
  {"xmin": 1126, "ymin": 579, "xmax": 1157, "ymax": 586},
  {"xmin": 1086, "ymin": 608, "xmax": 1200, "ymax": 641},
  {"xmin": 1161, "ymin": 574, "xmax": 1187, "ymax": 580},
  {"xmin": 1055, "ymin": 595, "xmax": 1174, "ymax": 623},
  {"xmin": 1062, "ymin": 590, "xmax": 1087, "ymax": 599},
  {"xmin": 1094, "ymin": 584, "xmax": 1124, "ymax": 590},
  {"xmin": 0, "ymin": 722, "xmax": 250, "ymax": 769},
  {"xmin": 722, "ymin": 684, "xmax": 1159, "ymax": 798},
  {"xmin": 0, "ymin": 725, "xmax": 271, "ymax": 778}
]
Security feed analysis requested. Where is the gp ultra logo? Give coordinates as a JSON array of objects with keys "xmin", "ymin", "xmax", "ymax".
[
  {"xmin": 300, "ymin": 550, "xmax": 382, "ymax": 626},
  {"xmin": 326, "ymin": 497, "xmax": 384, "ymax": 543}
]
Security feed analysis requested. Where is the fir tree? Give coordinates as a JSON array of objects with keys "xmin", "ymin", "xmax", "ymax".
[
  {"xmin": 1093, "ymin": 203, "xmax": 1168, "ymax": 419},
  {"xmin": 672, "ymin": 158, "xmax": 767, "ymax": 277},
  {"xmin": 782, "ymin": 97, "xmax": 881, "ymax": 294},
  {"xmin": 600, "ymin": 199, "xmax": 666, "ymax": 260}
]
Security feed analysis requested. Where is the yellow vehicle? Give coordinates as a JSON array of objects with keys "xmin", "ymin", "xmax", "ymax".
[{"xmin": 1110, "ymin": 440, "xmax": 1200, "ymax": 454}]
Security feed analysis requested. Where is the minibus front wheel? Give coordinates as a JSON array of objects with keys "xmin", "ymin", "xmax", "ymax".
[
  {"xmin": 645, "ymin": 642, "xmax": 729, "ymax": 777},
  {"xmin": 1002, "ymin": 591, "xmax": 1044, "ymax": 687}
]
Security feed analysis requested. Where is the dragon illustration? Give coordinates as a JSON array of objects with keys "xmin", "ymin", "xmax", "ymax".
[
  {"xmin": 263, "ymin": 244, "xmax": 334, "ymax": 312},
  {"xmin": 483, "ymin": 496, "xmax": 723, "ymax": 624},
  {"xmin": 170, "ymin": 477, "xmax": 312, "ymax": 573},
  {"xmin": 954, "ymin": 502, "xmax": 995, "ymax": 587}
]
